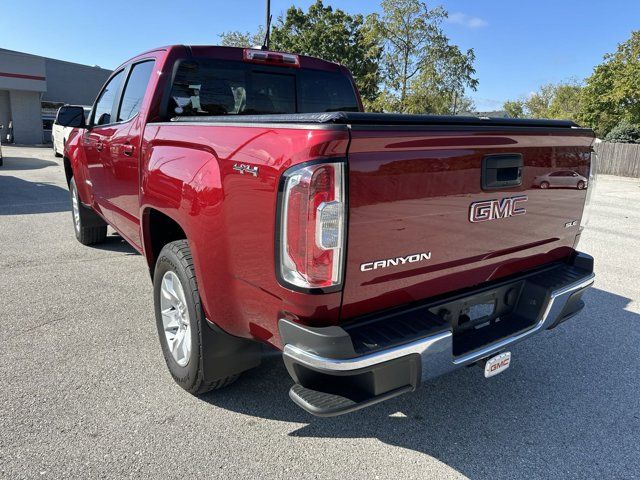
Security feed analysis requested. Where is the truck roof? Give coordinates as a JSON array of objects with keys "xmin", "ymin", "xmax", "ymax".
[{"xmin": 116, "ymin": 45, "xmax": 346, "ymax": 73}]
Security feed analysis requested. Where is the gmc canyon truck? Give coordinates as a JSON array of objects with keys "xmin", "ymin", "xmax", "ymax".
[{"xmin": 58, "ymin": 45, "xmax": 596, "ymax": 417}]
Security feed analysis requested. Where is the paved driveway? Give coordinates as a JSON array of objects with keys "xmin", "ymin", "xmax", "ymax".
[{"xmin": 1, "ymin": 145, "xmax": 638, "ymax": 479}]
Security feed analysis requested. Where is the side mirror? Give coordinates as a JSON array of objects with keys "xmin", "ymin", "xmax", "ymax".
[{"xmin": 56, "ymin": 106, "xmax": 86, "ymax": 128}]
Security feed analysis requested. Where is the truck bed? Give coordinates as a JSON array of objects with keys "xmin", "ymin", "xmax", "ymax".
[{"xmin": 170, "ymin": 111, "xmax": 594, "ymax": 320}]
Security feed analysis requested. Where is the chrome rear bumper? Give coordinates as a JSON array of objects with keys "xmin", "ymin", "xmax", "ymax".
[{"xmin": 281, "ymin": 252, "xmax": 595, "ymax": 416}]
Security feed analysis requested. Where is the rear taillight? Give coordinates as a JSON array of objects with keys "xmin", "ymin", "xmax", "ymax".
[
  {"xmin": 278, "ymin": 162, "xmax": 346, "ymax": 291},
  {"xmin": 243, "ymin": 49, "xmax": 300, "ymax": 68}
]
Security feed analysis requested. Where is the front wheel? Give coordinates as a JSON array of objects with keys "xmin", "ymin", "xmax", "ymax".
[
  {"xmin": 540, "ymin": 181, "xmax": 550, "ymax": 189},
  {"xmin": 154, "ymin": 240, "xmax": 240, "ymax": 394},
  {"xmin": 69, "ymin": 177, "xmax": 107, "ymax": 245},
  {"xmin": 577, "ymin": 180, "xmax": 585, "ymax": 190}
]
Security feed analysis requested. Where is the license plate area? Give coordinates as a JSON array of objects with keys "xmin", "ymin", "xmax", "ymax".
[
  {"xmin": 460, "ymin": 300, "xmax": 497, "ymax": 330},
  {"xmin": 451, "ymin": 290, "xmax": 507, "ymax": 333},
  {"xmin": 484, "ymin": 352, "xmax": 511, "ymax": 377},
  {"xmin": 429, "ymin": 279, "xmax": 543, "ymax": 357}
]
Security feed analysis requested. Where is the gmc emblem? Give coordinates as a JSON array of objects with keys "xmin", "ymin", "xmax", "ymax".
[{"xmin": 469, "ymin": 195, "xmax": 527, "ymax": 223}]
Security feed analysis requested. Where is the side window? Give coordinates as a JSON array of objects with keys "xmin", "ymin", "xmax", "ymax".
[
  {"xmin": 93, "ymin": 70, "xmax": 124, "ymax": 126},
  {"xmin": 118, "ymin": 61, "xmax": 155, "ymax": 122}
]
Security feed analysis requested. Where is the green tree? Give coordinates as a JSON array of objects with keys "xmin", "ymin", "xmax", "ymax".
[
  {"xmin": 269, "ymin": 1, "xmax": 381, "ymax": 105},
  {"xmin": 219, "ymin": 27, "xmax": 266, "ymax": 48},
  {"xmin": 547, "ymin": 82, "xmax": 582, "ymax": 120},
  {"xmin": 581, "ymin": 31, "xmax": 640, "ymax": 136},
  {"xmin": 403, "ymin": 45, "xmax": 477, "ymax": 114},
  {"xmin": 503, "ymin": 100, "xmax": 525, "ymax": 118},
  {"xmin": 436, "ymin": 45, "xmax": 478, "ymax": 114},
  {"xmin": 452, "ymin": 95, "xmax": 475, "ymax": 115},
  {"xmin": 603, "ymin": 121, "xmax": 640, "ymax": 144},
  {"xmin": 523, "ymin": 84, "xmax": 555, "ymax": 118},
  {"xmin": 503, "ymin": 81, "xmax": 582, "ymax": 121},
  {"xmin": 219, "ymin": 0, "xmax": 477, "ymax": 114},
  {"xmin": 368, "ymin": 0, "xmax": 478, "ymax": 113}
]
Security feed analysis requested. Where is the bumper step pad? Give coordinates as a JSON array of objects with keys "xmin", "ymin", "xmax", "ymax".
[{"xmin": 290, "ymin": 383, "xmax": 413, "ymax": 417}]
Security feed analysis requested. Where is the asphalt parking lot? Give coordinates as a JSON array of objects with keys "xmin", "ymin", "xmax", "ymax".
[{"xmin": 1, "ymin": 145, "xmax": 639, "ymax": 479}]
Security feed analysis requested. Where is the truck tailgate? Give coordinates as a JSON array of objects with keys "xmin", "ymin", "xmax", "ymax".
[{"xmin": 342, "ymin": 125, "xmax": 594, "ymax": 318}]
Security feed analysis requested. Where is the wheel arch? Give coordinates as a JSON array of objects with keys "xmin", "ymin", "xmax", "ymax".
[
  {"xmin": 141, "ymin": 207, "xmax": 188, "ymax": 275},
  {"xmin": 63, "ymin": 156, "xmax": 73, "ymax": 187}
]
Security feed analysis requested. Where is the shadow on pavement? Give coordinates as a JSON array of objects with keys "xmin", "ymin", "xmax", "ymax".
[
  {"xmin": 0, "ymin": 175, "xmax": 70, "ymax": 215},
  {"xmin": 202, "ymin": 287, "xmax": 639, "ymax": 478},
  {"xmin": 0, "ymin": 156, "xmax": 58, "ymax": 171},
  {"xmin": 90, "ymin": 233, "xmax": 140, "ymax": 255}
]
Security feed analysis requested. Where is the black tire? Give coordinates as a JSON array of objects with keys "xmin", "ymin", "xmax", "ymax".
[
  {"xmin": 69, "ymin": 177, "xmax": 107, "ymax": 245},
  {"xmin": 540, "ymin": 181, "xmax": 550, "ymax": 189},
  {"xmin": 154, "ymin": 240, "xmax": 239, "ymax": 394},
  {"xmin": 577, "ymin": 180, "xmax": 585, "ymax": 190},
  {"xmin": 53, "ymin": 144, "xmax": 62, "ymax": 157}
]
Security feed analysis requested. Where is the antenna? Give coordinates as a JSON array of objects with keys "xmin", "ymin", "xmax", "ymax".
[{"xmin": 262, "ymin": 0, "xmax": 271, "ymax": 50}]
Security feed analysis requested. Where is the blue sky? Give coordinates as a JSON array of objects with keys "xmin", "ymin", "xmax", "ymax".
[{"xmin": 1, "ymin": 0, "xmax": 638, "ymax": 111}]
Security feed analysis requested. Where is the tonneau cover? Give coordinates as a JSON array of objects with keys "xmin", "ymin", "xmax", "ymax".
[{"xmin": 171, "ymin": 111, "xmax": 580, "ymax": 129}]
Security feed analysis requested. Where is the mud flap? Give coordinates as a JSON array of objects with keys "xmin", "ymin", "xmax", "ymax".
[
  {"xmin": 78, "ymin": 200, "xmax": 107, "ymax": 228},
  {"xmin": 201, "ymin": 319, "xmax": 262, "ymax": 383}
]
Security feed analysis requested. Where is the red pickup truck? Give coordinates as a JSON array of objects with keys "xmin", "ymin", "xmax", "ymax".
[{"xmin": 58, "ymin": 45, "xmax": 596, "ymax": 416}]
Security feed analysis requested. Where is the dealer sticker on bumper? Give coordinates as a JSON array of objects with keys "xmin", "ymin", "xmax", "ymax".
[{"xmin": 484, "ymin": 352, "xmax": 511, "ymax": 378}]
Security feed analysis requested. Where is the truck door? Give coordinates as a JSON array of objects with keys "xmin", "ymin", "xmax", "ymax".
[
  {"xmin": 105, "ymin": 60, "xmax": 156, "ymax": 249},
  {"xmin": 83, "ymin": 69, "xmax": 125, "ymax": 209}
]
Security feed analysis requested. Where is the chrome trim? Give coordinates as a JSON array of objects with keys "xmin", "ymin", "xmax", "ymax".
[
  {"xmin": 232, "ymin": 163, "xmax": 259, "ymax": 177},
  {"xmin": 146, "ymin": 121, "xmax": 347, "ymax": 130},
  {"xmin": 540, "ymin": 274, "xmax": 595, "ymax": 327},
  {"xmin": 284, "ymin": 331, "xmax": 451, "ymax": 372},
  {"xmin": 283, "ymin": 273, "xmax": 595, "ymax": 378}
]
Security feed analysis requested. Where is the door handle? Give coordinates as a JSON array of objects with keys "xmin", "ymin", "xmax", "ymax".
[
  {"xmin": 96, "ymin": 141, "xmax": 103, "ymax": 152},
  {"xmin": 123, "ymin": 144, "xmax": 135, "ymax": 157},
  {"xmin": 482, "ymin": 154, "xmax": 523, "ymax": 189}
]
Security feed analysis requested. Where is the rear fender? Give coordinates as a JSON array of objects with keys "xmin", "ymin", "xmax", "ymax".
[
  {"xmin": 140, "ymin": 142, "xmax": 224, "ymax": 322},
  {"xmin": 140, "ymin": 125, "xmax": 349, "ymax": 346}
]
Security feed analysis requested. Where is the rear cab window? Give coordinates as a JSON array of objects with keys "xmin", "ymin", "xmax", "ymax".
[{"xmin": 167, "ymin": 58, "xmax": 359, "ymax": 117}]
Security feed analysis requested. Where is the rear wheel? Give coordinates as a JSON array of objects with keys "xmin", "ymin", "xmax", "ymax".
[
  {"xmin": 540, "ymin": 181, "xmax": 550, "ymax": 189},
  {"xmin": 69, "ymin": 177, "xmax": 107, "ymax": 245},
  {"xmin": 154, "ymin": 240, "xmax": 239, "ymax": 394}
]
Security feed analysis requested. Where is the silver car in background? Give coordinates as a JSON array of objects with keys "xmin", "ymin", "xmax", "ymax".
[{"xmin": 533, "ymin": 170, "xmax": 588, "ymax": 189}]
